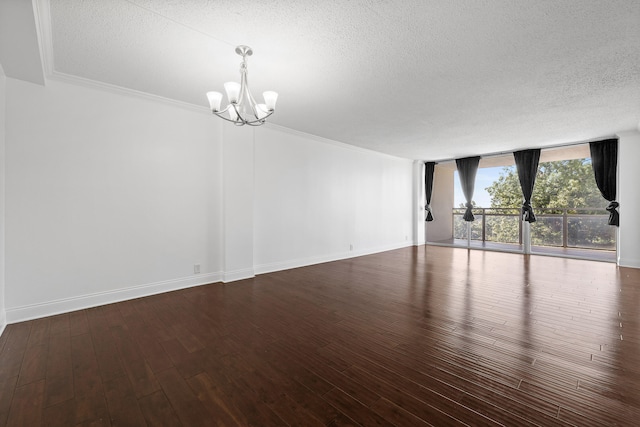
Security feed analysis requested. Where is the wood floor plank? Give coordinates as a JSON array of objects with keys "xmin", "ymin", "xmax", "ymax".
[
  {"xmin": 73, "ymin": 393, "xmax": 110, "ymax": 425},
  {"xmin": 342, "ymin": 363, "xmax": 493, "ymax": 427},
  {"xmin": 322, "ymin": 389, "xmax": 393, "ymax": 427},
  {"xmin": 43, "ymin": 373, "xmax": 75, "ymax": 409},
  {"xmin": 155, "ymin": 367, "xmax": 213, "ymax": 427},
  {"xmin": 103, "ymin": 375, "xmax": 147, "ymax": 427},
  {"xmin": 0, "ymin": 376, "xmax": 18, "ymax": 426},
  {"xmin": 268, "ymin": 392, "xmax": 326, "ymax": 427},
  {"xmin": 0, "ymin": 323, "xmax": 31, "ymax": 381},
  {"xmin": 68, "ymin": 310, "xmax": 90, "ymax": 337},
  {"xmin": 17, "ymin": 343, "xmax": 48, "ymax": 387},
  {"xmin": 48, "ymin": 314, "xmax": 70, "ymax": 337},
  {"xmin": 186, "ymin": 372, "xmax": 245, "ymax": 426},
  {"xmin": 0, "ymin": 246, "xmax": 639, "ymax": 425},
  {"xmin": 216, "ymin": 377, "xmax": 288, "ymax": 426},
  {"xmin": 45, "ymin": 333, "xmax": 72, "ymax": 379},
  {"xmin": 5, "ymin": 379, "xmax": 45, "ymax": 427},
  {"xmin": 44, "ymin": 331, "xmax": 74, "ymax": 408},
  {"xmin": 370, "ymin": 397, "xmax": 435, "ymax": 427},
  {"xmin": 109, "ymin": 326, "xmax": 161, "ymax": 399},
  {"xmin": 138, "ymin": 390, "xmax": 183, "ymax": 427},
  {"xmin": 42, "ymin": 399, "xmax": 76, "ymax": 427},
  {"xmin": 26, "ymin": 318, "xmax": 51, "ymax": 349}
]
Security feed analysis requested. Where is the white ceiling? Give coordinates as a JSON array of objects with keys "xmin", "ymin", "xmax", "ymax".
[{"xmin": 37, "ymin": 1, "xmax": 640, "ymax": 159}]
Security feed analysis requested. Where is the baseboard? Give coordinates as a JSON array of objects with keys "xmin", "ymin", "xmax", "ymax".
[
  {"xmin": 618, "ymin": 257, "xmax": 640, "ymax": 269},
  {"xmin": 222, "ymin": 268, "xmax": 255, "ymax": 283},
  {"xmin": 254, "ymin": 241, "xmax": 413, "ymax": 275},
  {"xmin": 5, "ymin": 272, "xmax": 222, "ymax": 324},
  {"xmin": 4, "ymin": 242, "xmax": 417, "ymax": 323}
]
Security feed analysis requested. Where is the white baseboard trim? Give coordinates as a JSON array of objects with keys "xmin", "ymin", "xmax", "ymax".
[
  {"xmin": 4, "ymin": 242, "xmax": 417, "ymax": 324},
  {"xmin": 254, "ymin": 241, "xmax": 413, "ymax": 275},
  {"xmin": 222, "ymin": 268, "xmax": 255, "ymax": 283},
  {"xmin": 618, "ymin": 257, "xmax": 640, "ymax": 269},
  {"xmin": 5, "ymin": 272, "xmax": 222, "ymax": 324}
]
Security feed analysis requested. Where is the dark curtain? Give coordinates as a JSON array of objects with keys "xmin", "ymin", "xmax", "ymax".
[
  {"xmin": 513, "ymin": 149, "xmax": 541, "ymax": 223},
  {"xmin": 589, "ymin": 138, "xmax": 619, "ymax": 226},
  {"xmin": 424, "ymin": 162, "xmax": 436, "ymax": 221},
  {"xmin": 455, "ymin": 156, "xmax": 480, "ymax": 221}
]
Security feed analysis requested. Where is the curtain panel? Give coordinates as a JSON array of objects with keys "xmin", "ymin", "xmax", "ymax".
[
  {"xmin": 589, "ymin": 138, "xmax": 619, "ymax": 226},
  {"xmin": 424, "ymin": 162, "xmax": 436, "ymax": 221},
  {"xmin": 513, "ymin": 149, "xmax": 541, "ymax": 223},
  {"xmin": 455, "ymin": 156, "xmax": 481, "ymax": 222}
]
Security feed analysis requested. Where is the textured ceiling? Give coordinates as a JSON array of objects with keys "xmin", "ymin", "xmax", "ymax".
[{"xmin": 47, "ymin": 0, "xmax": 640, "ymax": 160}]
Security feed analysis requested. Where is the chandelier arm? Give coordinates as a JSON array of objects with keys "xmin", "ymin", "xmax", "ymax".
[
  {"xmin": 214, "ymin": 104, "xmax": 243, "ymax": 125},
  {"xmin": 241, "ymin": 109, "xmax": 275, "ymax": 126},
  {"xmin": 214, "ymin": 104, "xmax": 233, "ymax": 114},
  {"xmin": 213, "ymin": 106, "xmax": 273, "ymax": 126},
  {"xmin": 212, "ymin": 110, "xmax": 240, "ymax": 124},
  {"xmin": 242, "ymin": 72, "xmax": 263, "ymax": 120}
]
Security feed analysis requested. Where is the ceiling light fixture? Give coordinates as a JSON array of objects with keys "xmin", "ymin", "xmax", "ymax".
[{"xmin": 206, "ymin": 45, "xmax": 278, "ymax": 126}]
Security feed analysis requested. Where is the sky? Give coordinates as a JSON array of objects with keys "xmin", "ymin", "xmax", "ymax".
[{"xmin": 453, "ymin": 166, "xmax": 514, "ymax": 208}]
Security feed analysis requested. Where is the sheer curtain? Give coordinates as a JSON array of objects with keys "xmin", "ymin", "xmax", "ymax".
[{"xmin": 589, "ymin": 138, "xmax": 619, "ymax": 226}]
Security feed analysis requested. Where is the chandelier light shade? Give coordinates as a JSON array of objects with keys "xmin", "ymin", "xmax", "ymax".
[{"xmin": 206, "ymin": 45, "xmax": 278, "ymax": 126}]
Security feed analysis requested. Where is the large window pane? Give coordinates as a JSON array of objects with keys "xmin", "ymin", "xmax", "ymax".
[
  {"xmin": 567, "ymin": 214, "xmax": 615, "ymax": 250},
  {"xmin": 531, "ymin": 216, "xmax": 563, "ymax": 247},
  {"xmin": 453, "ymin": 209, "xmax": 483, "ymax": 241},
  {"xmin": 485, "ymin": 210, "xmax": 520, "ymax": 244},
  {"xmin": 470, "ymin": 213, "xmax": 483, "ymax": 240}
]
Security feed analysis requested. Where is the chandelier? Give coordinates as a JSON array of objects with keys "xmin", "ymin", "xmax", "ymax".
[{"xmin": 206, "ymin": 45, "xmax": 278, "ymax": 126}]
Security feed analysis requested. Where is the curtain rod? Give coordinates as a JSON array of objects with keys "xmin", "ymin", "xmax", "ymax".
[{"xmin": 427, "ymin": 135, "xmax": 618, "ymax": 164}]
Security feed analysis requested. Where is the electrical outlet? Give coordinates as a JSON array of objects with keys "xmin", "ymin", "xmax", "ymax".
[
  {"xmin": 349, "ymin": 244, "xmax": 353, "ymax": 251},
  {"xmin": 194, "ymin": 264, "xmax": 200, "ymax": 274}
]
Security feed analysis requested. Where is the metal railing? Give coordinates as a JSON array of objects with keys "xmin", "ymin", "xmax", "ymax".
[{"xmin": 452, "ymin": 207, "xmax": 616, "ymax": 251}]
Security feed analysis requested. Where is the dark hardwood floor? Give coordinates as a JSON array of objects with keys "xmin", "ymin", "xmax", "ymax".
[{"xmin": 1, "ymin": 245, "xmax": 640, "ymax": 426}]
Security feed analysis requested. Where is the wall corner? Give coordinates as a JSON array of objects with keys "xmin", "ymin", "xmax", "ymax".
[{"xmin": 616, "ymin": 130, "xmax": 640, "ymax": 269}]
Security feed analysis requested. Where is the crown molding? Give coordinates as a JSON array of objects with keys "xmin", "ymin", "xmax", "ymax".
[
  {"xmin": 263, "ymin": 122, "xmax": 413, "ymax": 162},
  {"xmin": 48, "ymin": 70, "xmax": 212, "ymax": 114}
]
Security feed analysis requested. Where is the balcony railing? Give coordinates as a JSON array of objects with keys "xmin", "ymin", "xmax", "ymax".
[{"xmin": 452, "ymin": 207, "xmax": 616, "ymax": 251}]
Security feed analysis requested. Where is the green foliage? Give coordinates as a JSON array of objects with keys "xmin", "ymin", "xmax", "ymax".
[{"xmin": 485, "ymin": 159, "xmax": 603, "ymax": 210}]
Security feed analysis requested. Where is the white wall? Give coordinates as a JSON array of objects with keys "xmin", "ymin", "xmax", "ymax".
[
  {"xmin": 617, "ymin": 130, "xmax": 640, "ymax": 268},
  {"xmin": 0, "ymin": 64, "xmax": 6, "ymax": 333},
  {"xmin": 426, "ymin": 165, "xmax": 455, "ymax": 242},
  {"xmin": 221, "ymin": 124, "xmax": 255, "ymax": 281},
  {"xmin": 4, "ymin": 78, "xmax": 222, "ymax": 321},
  {"xmin": 253, "ymin": 126, "xmax": 414, "ymax": 273},
  {"xmin": 2, "ymin": 76, "xmax": 417, "ymax": 323}
]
